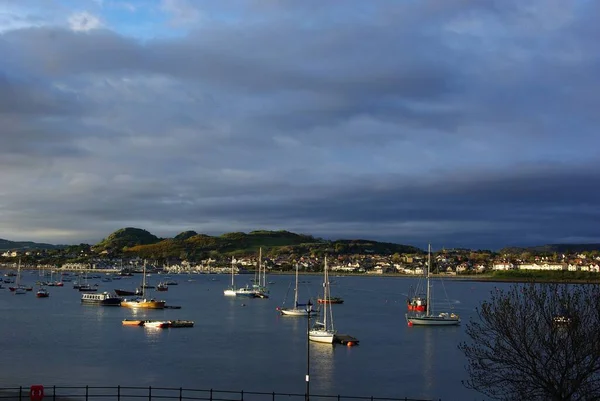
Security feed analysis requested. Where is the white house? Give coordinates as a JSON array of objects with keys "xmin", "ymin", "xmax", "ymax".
[
  {"xmin": 518, "ymin": 263, "xmax": 565, "ymax": 271},
  {"xmin": 492, "ymin": 262, "xmax": 514, "ymax": 270}
]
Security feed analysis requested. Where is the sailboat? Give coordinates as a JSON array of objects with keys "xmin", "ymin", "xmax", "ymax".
[
  {"xmin": 224, "ymin": 256, "xmax": 238, "ymax": 296},
  {"xmin": 309, "ymin": 257, "xmax": 337, "ymax": 343},
  {"xmin": 251, "ymin": 247, "xmax": 269, "ymax": 298},
  {"xmin": 121, "ymin": 261, "xmax": 166, "ymax": 309},
  {"xmin": 278, "ymin": 264, "xmax": 313, "ymax": 316},
  {"xmin": 11, "ymin": 258, "xmax": 27, "ymax": 294},
  {"xmin": 405, "ymin": 244, "xmax": 460, "ymax": 326}
]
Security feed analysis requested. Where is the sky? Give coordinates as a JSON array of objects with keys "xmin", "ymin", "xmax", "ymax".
[{"xmin": 0, "ymin": 0, "xmax": 599, "ymax": 250}]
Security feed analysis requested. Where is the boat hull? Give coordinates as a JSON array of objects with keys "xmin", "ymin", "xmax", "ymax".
[
  {"xmin": 280, "ymin": 308, "xmax": 311, "ymax": 317},
  {"xmin": 406, "ymin": 314, "xmax": 460, "ymax": 326},
  {"xmin": 317, "ymin": 297, "xmax": 343, "ymax": 304},
  {"xmin": 121, "ymin": 299, "xmax": 166, "ymax": 309},
  {"xmin": 309, "ymin": 329, "xmax": 336, "ymax": 343},
  {"xmin": 223, "ymin": 289, "xmax": 237, "ymax": 297}
]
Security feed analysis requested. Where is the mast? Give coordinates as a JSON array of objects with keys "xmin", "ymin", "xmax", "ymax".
[
  {"xmin": 260, "ymin": 247, "xmax": 265, "ymax": 287},
  {"xmin": 294, "ymin": 263, "xmax": 299, "ymax": 307},
  {"xmin": 230, "ymin": 256, "xmax": 235, "ymax": 287},
  {"xmin": 323, "ymin": 257, "xmax": 328, "ymax": 329},
  {"xmin": 17, "ymin": 257, "xmax": 21, "ymax": 287},
  {"xmin": 426, "ymin": 244, "xmax": 431, "ymax": 317},
  {"xmin": 142, "ymin": 260, "xmax": 147, "ymax": 298}
]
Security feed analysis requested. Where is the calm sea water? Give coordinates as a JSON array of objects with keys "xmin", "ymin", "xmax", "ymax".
[{"xmin": 0, "ymin": 271, "xmax": 506, "ymax": 400}]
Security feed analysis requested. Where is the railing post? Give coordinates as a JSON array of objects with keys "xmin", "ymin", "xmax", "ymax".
[
  {"xmin": 149, "ymin": 386, "xmax": 152, "ymax": 401},
  {"xmin": 210, "ymin": 389, "xmax": 213, "ymax": 401},
  {"xmin": 85, "ymin": 385, "xmax": 89, "ymax": 401},
  {"xmin": 241, "ymin": 390, "xmax": 244, "ymax": 401},
  {"xmin": 53, "ymin": 385, "xmax": 56, "ymax": 401},
  {"xmin": 337, "ymin": 395, "xmax": 340, "ymax": 401},
  {"xmin": 179, "ymin": 387, "xmax": 182, "ymax": 401},
  {"xmin": 272, "ymin": 391, "xmax": 275, "ymax": 401},
  {"xmin": 118, "ymin": 385, "xmax": 121, "ymax": 401},
  {"xmin": 18, "ymin": 386, "xmax": 22, "ymax": 401}
]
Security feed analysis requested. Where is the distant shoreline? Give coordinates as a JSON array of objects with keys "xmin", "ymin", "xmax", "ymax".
[{"xmin": 265, "ymin": 271, "xmax": 600, "ymax": 284}]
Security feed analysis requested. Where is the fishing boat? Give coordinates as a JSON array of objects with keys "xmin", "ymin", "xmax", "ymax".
[
  {"xmin": 120, "ymin": 261, "xmax": 166, "ymax": 309},
  {"xmin": 309, "ymin": 257, "xmax": 337, "ymax": 343},
  {"xmin": 36, "ymin": 287, "xmax": 50, "ymax": 298},
  {"xmin": 81, "ymin": 291, "xmax": 122, "ymax": 306},
  {"xmin": 405, "ymin": 244, "xmax": 460, "ymax": 326},
  {"xmin": 278, "ymin": 264, "xmax": 313, "ymax": 316}
]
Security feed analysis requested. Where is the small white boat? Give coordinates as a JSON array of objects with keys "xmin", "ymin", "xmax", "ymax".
[
  {"xmin": 144, "ymin": 321, "xmax": 170, "ymax": 329},
  {"xmin": 309, "ymin": 257, "xmax": 336, "ymax": 343}
]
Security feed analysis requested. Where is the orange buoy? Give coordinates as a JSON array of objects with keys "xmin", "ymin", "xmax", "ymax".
[
  {"xmin": 347, "ymin": 342, "xmax": 354, "ymax": 347},
  {"xmin": 408, "ymin": 321, "xmax": 413, "ymax": 327}
]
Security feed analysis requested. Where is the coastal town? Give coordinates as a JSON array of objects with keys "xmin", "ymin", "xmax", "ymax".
[{"xmin": 2, "ymin": 246, "xmax": 600, "ymax": 276}]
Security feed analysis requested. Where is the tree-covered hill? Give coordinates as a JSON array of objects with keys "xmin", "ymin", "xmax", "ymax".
[
  {"xmin": 93, "ymin": 228, "xmax": 423, "ymax": 259},
  {"xmin": 94, "ymin": 227, "xmax": 160, "ymax": 252}
]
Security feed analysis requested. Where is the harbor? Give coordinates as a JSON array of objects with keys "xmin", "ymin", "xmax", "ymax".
[{"xmin": 0, "ymin": 269, "xmax": 473, "ymax": 399}]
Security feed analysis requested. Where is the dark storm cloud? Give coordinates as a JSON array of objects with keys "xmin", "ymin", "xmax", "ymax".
[{"xmin": 0, "ymin": 0, "xmax": 599, "ymax": 248}]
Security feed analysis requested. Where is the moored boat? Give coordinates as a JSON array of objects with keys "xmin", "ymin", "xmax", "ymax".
[
  {"xmin": 405, "ymin": 244, "xmax": 460, "ymax": 327},
  {"xmin": 317, "ymin": 296, "xmax": 344, "ymax": 304},
  {"xmin": 36, "ymin": 287, "xmax": 50, "ymax": 298},
  {"xmin": 122, "ymin": 319, "xmax": 145, "ymax": 326},
  {"xmin": 81, "ymin": 292, "xmax": 122, "ymax": 306},
  {"xmin": 169, "ymin": 320, "xmax": 194, "ymax": 328},
  {"xmin": 144, "ymin": 320, "xmax": 170, "ymax": 329}
]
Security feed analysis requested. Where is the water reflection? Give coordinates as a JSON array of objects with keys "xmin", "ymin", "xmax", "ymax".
[
  {"xmin": 310, "ymin": 342, "xmax": 334, "ymax": 395},
  {"xmin": 80, "ymin": 304, "xmax": 105, "ymax": 321},
  {"xmin": 422, "ymin": 328, "xmax": 434, "ymax": 393}
]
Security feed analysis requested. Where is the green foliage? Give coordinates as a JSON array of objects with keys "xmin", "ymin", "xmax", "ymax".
[
  {"xmin": 95, "ymin": 227, "xmax": 160, "ymax": 252},
  {"xmin": 174, "ymin": 231, "xmax": 198, "ymax": 240}
]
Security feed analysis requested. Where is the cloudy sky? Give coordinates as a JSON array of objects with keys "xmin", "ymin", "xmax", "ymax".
[{"xmin": 0, "ymin": 0, "xmax": 598, "ymax": 250}]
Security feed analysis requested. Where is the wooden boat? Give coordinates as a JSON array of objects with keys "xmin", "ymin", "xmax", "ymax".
[
  {"xmin": 122, "ymin": 319, "xmax": 145, "ymax": 326},
  {"xmin": 120, "ymin": 261, "xmax": 166, "ymax": 309}
]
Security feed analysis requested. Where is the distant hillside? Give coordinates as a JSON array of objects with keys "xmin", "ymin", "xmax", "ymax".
[
  {"xmin": 0, "ymin": 238, "xmax": 63, "ymax": 251},
  {"xmin": 500, "ymin": 243, "xmax": 600, "ymax": 254},
  {"xmin": 94, "ymin": 228, "xmax": 161, "ymax": 252},
  {"xmin": 102, "ymin": 228, "xmax": 423, "ymax": 259}
]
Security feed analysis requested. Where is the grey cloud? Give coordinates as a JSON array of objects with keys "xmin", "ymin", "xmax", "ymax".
[{"xmin": 0, "ymin": 0, "xmax": 599, "ymax": 248}]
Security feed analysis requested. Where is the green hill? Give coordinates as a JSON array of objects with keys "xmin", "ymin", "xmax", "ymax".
[
  {"xmin": 100, "ymin": 228, "xmax": 422, "ymax": 260},
  {"xmin": 94, "ymin": 227, "xmax": 160, "ymax": 252}
]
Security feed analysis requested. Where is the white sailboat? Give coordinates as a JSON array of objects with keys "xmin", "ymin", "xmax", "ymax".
[
  {"xmin": 251, "ymin": 247, "xmax": 269, "ymax": 298},
  {"xmin": 405, "ymin": 244, "xmax": 460, "ymax": 326},
  {"xmin": 279, "ymin": 263, "xmax": 313, "ymax": 316},
  {"xmin": 224, "ymin": 256, "xmax": 238, "ymax": 296},
  {"xmin": 14, "ymin": 258, "xmax": 26, "ymax": 295},
  {"xmin": 309, "ymin": 257, "xmax": 336, "ymax": 343}
]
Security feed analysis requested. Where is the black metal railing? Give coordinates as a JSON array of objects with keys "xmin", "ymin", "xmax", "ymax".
[{"xmin": 0, "ymin": 386, "xmax": 437, "ymax": 401}]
